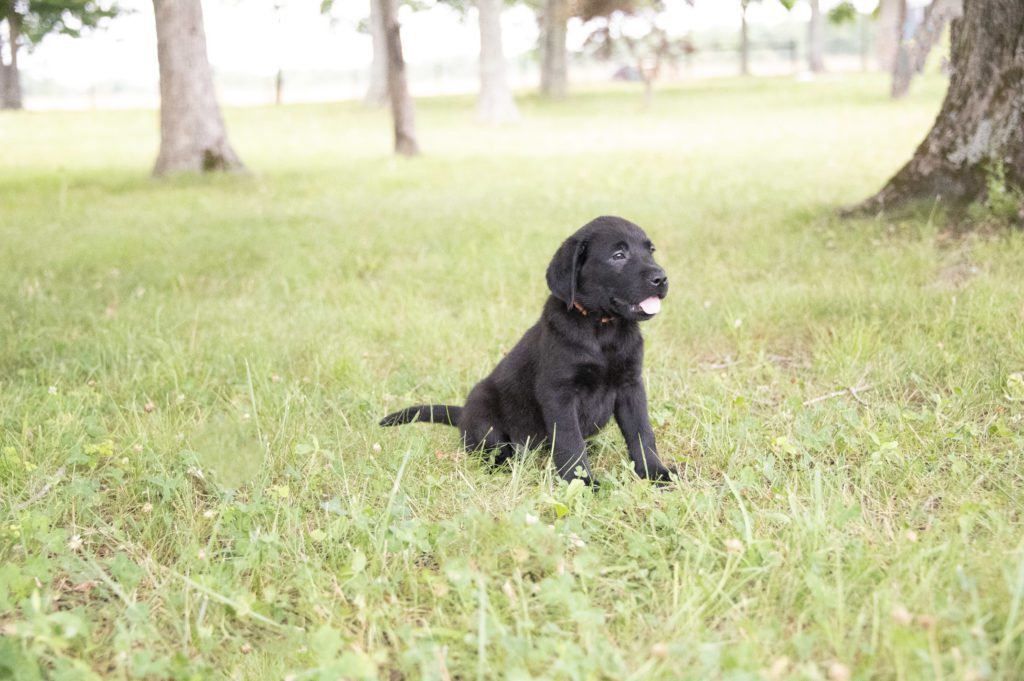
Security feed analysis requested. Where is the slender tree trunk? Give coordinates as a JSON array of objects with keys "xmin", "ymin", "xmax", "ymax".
[
  {"xmin": 876, "ymin": 0, "xmax": 904, "ymax": 72},
  {"xmin": 740, "ymin": 2, "xmax": 749, "ymax": 76},
  {"xmin": 0, "ymin": 21, "xmax": 6, "ymax": 104},
  {"xmin": 380, "ymin": 0, "xmax": 418, "ymax": 155},
  {"xmin": 851, "ymin": 0, "xmax": 1024, "ymax": 214},
  {"xmin": 152, "ymin": 0, "xmax": 243, "ymax": 175},
  {"xmin": 808, "ymin": 0, "xmax": 825, "ymax": 73},
  {"xmin": 859, "ymin": 12, "xmax": 869, "ymax": 71},
  {"xmin": 476, "ymin": 0, "xmax": 518, "ymax": 122},
  {"xmin": 365, "ymin": 0, "xmax": 388, "ymax": 106},
  {"xmin": 539, "ymin": 0, "xmax": 568, "ymax": 98},
  {"xmin": 1, "ymin": 10, "xmax": 23, "ymax": 110},
  {"xmin": 891, "ymin": 0, "xmax": 962, "ymax": 98}
]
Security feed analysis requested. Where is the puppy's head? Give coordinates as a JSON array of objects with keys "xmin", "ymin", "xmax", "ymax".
[{"xmin": 546, "ymin": 216, "xmax": 668, "ymax": 322}]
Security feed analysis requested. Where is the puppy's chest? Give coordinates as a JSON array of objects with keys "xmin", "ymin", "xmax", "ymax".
[{"xmin": 574, "ymin": 348, "xmax": 640, "ymax": 391}]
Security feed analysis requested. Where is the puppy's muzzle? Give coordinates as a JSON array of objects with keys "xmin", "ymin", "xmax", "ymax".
[{"xmin": 645, "ymin": 267, "xmax": 668, "ymax": 292}]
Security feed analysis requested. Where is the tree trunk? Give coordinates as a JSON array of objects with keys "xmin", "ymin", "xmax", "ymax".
[
  {"xmin": 380, "ymin": 0, "xmax": 419, "ymax": 155},
  {"xmin": 152, "ymin": 0, "xmax": 243, "ymax": 176},
  {"xmin": 891, "ymin": 0, "xmax": 962, "ymax": 98},
  {"xmin": 740, "ymin": 2, "xmax": 749, "ymax": 76},
  {"xmin": 876, "ymin": 0, "xmax": 904, "ymax": 72},
  {"xmin": 1, "ymin": 9, "xmax": 23, "ymax": 110},
  {"xmin": 365, "ymin": 0, "xmax": 388, "ymax": 106},
  {"xmin": 476, "ymin": 0, "xmax": 518, "ymax": 122},
  {"xmin": 0, "ymin": 21, "xmax": 6, "ymax": 104},
  {"xmin": 808, "ymin": 0, "xmax": 825, "ymax": 73},
  {"xmin": 851, "ymin": 0, "xmax": 1024, "ymax": 214},
  {"xmin": 539, "ymin": 0, "xmax": 568, "ymax": 98}
]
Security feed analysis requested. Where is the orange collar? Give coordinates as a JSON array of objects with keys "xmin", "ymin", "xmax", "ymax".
[{"xmin": 573, "ymin": 301, "xmax": 615, "ymax": 324}]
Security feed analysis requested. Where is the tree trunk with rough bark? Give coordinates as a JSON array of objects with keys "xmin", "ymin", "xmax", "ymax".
[
  {"xmin": 852, "ymin": 0, "xmax": 1024, "ymax": 214},
  {"xmin": 891, "ymin": 0, "xmax": 962, "ymax": 98},
  {"xmin": 876, "ymin": 0, "xmax": 904, "ymax": 72},
  {"xmin": 739, "ymin": 2, "xmax": 749, "ymax": 76},
  {"xmin": 540, "ymin": 0, "xmax": 568, "ymax": 98},
  {"xmin": 152, "ymin": 0, "xmax": 243, "ymax": 176},
  {"xmin": 381, "ymin": 0, "xmax": 419, "ymax": 155},
  {"xmin": 476, "ymin": 0, "xmax": 518, "ymax": 122},
  {"xmin": 1, "ymin": 9, "xmax": 23, "ymax": 110},
  {"xmin": 365, "ymin": 0, "xmax": 388, "ymax": 106},
  {"xmin": 808, "ymin": 0, "xmax": 825, "ymax": 72}
]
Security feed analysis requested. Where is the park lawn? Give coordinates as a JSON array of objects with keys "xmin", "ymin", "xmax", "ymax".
[{"xmin": 1, "ymin": 74, "xmax": 1023, "ymax": 680}]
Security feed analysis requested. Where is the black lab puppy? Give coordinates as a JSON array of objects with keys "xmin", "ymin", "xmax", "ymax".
[{"xmin": 380, "ymin": 216, "xmax": 674, "ymax": 487}]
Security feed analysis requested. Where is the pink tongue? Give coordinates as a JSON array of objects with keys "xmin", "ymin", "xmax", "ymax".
[{"xmin": 638, "ymin": 296, "xmax": 661, "ymax": 315}]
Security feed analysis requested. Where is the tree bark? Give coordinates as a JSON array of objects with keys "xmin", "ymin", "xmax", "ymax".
[
  {"xmin": 476, "ymin": 0, "xmax": 519, "ymax": 122},
  {"xmin": 891, "ymin": 0, "xmax": 962, "ymax": 98},
  {"xmin": 852, "ymin": 0, "xmax": 1024, "ymax": 214},
  {"xmin": 876, "ymin": 0, "xmax": 904, "ymax": 72},
  {"xmin": 807, "ymin": 0, "xmax": 825, "ymax": 72},
  {"xmin": 540, "ymin": 0, "xmax": 568, "ymax": 98},
  {"xmin": 1, "ymin": 9, "xmax": 23, "ymax": 110},
  {"xmin": 365, "ymin": 0, "xmax": 388, "ymax": 106},
  {"xmin": 739, "ymin": 1, "xmax": 749, "ymax": 76},
  {"xmin": 152, "ymin": 0, "xmax": 243, "ymax": 176},
  {"xmin": 380, "ymin": 0, "xmax": 419, "ymax": 155}
]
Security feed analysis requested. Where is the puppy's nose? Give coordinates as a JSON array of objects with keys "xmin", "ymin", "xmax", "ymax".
[{"xmin": 648, "ymin": 269, "xmax": 668, "ymax": 288}]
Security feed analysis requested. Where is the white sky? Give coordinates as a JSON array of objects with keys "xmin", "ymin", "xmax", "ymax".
[{"xmin": 20, "ymin": 0, "xmax": 889, "ymax": 89}]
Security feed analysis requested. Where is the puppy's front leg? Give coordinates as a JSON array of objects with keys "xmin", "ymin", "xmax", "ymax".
[
  {"xmin": 615, "ymin": 382, "xmax": 674, "ymax": 482},
  {"xmin": 541, "ymin": 399, "xmax": 597, "ymax": 486}
]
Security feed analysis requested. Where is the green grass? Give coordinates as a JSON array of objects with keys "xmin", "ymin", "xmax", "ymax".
[{"xmin": 2, "ymin": 73, "xmax": 1023, "ymax": 680}]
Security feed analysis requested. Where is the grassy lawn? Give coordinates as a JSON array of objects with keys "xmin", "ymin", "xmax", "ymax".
[{"xmin": 2, "ymin": 74, "xmax": 1023, "ymax": 680}]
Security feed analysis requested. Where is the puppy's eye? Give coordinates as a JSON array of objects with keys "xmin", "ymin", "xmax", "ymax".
[
  {"xmin": 611, "ymin": 251, "xmax": 626, "ymax": 261},
  {"xmin": 649, "ymin": 245, "xmax": 656, "ymax": 253}
]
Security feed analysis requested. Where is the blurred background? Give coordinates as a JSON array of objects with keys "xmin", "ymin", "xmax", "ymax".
[{"xmin": 8, "ymin": 0, "xmax": 932, "ymax": 111}]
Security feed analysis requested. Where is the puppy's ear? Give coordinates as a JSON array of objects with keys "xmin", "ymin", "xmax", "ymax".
[{"xmin": 546, "ymin": 237, "xmax": 586, "ymax": 309}]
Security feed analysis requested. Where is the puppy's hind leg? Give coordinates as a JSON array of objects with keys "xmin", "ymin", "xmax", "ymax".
[{"xmin": 463, "ymin": 424, "xmax": 516, "ymax": 469}]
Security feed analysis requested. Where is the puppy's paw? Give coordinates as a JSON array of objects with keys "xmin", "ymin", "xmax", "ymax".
[
  {"xmin": 575, "ymin": 471, "xmax": 601, "ymax": 491},
  {"xmin": 645, "ymin": 463, "xmax": 679, "ymax": 486}
]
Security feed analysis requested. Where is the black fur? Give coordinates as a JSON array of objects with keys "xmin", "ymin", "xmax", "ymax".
[
  {"xmin": 379, "ymin": 404, "xmax": 462, "ymax": 427},
  {"xmin": 380, "ymin": 215, "xmax": 673, "ymax": 487}
]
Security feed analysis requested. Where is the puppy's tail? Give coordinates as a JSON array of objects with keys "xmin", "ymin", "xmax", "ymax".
[{"xmin": 379, "ymin": 404, "xmax": 462, "ymax": 428}]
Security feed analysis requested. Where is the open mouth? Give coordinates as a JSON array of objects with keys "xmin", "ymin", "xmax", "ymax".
[
  {"xmin": 614, "ymin": 295, "xmax": 663, "ymax": 316},
  {"xmin": 636, "ymin": 296, "xmax": 662, "ymax": 315}
]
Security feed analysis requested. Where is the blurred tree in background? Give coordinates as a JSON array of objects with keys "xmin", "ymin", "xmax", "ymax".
[
  {"xmin": 538, "ymin": 0, "xmax": 568, "ymax": 97},
  {"xmin": 321, "ymin": 0, "xmax": 394, "ymax": 107},
  {"xmin": 890, "ymin": 0, "xmax": 960, "ymax": 98},
  {"xmin": 738, "ymin": 0, "xmax": 754, "ymax": 75},
  {"xmin": 806, "ymin": 0, "xmax": 824, "ymax": 71},
  {"xmin": 152, "ymin": 0, "xmax": 244, "ymax": 175},
  {"xmin": 0, "ymin": 0, "xmax": 118, "ymax": 110},
  {"xmin": 581, "ymin": 0, "xmax": 694, "ymax": 105},
  {"xmin": 779, "ymin": 0, "xmax": 844, "ymax": 74},
  {"xmin": 435, "ymin": 0, "xmax": 519, "ymax": 122},
  {"xmin": 328, "ymin": 0, "xmax": 519, "ymax": 122},
  {"xmin": 364, "ymin": 0, "xmax": 388, "ymax": 105},
  {"xmin": 380, "ymin": 0, "xmax": 419, "ymax": 154},
  {"xmin": 875, "ymin": 0, "xmax": 902, "ymax": 71},
  {"xmin": 474, "ymin": 0, "xmax": 518, "ymax": 121}
]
